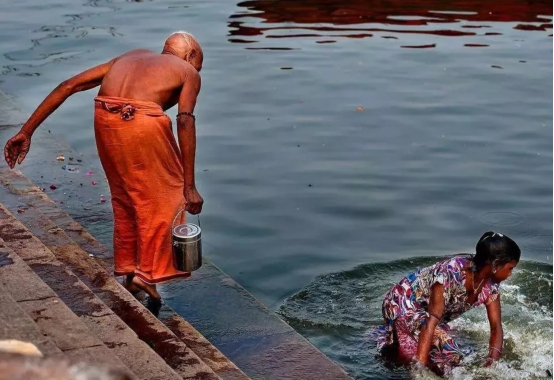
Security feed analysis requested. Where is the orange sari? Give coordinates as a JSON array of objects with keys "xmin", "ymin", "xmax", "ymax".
[{"xmin": 94, "ymin": 96, "xmax": 189, "ymax": 284}]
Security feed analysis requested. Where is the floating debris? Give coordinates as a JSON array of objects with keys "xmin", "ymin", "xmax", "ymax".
[
  {"xmin": 86, "ymin": 171, "xmax": 93, "ymax": 176},
  {"xmin": 68, "ymin": 157, "xmax": 74, "ymax": 161},
  {"xmin": 91, "ymin": 181, "xmax": 98, "ymax": 185},
  {"xmin": 61, "ymin": 164, "xmax": 79, "ymax": 173},
  {"xmin": 56, "ymin": 155, "xmax": 65, "ymax": 161},
  {"xmin": 50, "ymin": 184, "xmax": 57, "ymax": 190},
  {"xmin": 100, "ymin": 196, "xmax": 106, "ymax": 203}
]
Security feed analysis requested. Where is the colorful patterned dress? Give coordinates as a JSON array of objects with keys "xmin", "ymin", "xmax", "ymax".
[{"xmin": 374, "ymin": 256, "xmax": 499, "ymax": 371}]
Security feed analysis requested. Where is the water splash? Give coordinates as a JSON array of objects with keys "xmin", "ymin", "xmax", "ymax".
[{"xmin": 278, "ymin": 257, "xmax": 553, "ymax": 380}]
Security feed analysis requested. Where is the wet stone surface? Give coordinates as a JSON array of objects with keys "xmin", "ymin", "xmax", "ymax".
[{"xmin": 29, "ymin": 263, "xmax": 108, "ymax": 317}]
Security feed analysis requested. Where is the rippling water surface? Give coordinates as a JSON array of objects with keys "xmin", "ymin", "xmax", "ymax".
[
  {"xmin": 278, "ymin": 257, "xmax": 553, "ymax": 379},
  {"xmin": 0, "ymin": 0, "xmax": 551, "ymax": 378}
]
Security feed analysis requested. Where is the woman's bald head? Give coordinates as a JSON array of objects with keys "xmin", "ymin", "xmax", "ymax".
[{"xmin": 162, "ymin": 31, "xmax": 203, "ymax": 71}]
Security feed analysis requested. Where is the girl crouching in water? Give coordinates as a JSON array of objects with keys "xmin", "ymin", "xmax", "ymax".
[{"xmin": 374, "ymin": 231, "xmax": 521, "ymax": 375}]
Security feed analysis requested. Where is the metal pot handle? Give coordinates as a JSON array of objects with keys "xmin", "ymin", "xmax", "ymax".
[{"xmin": 172, "ymin": 208, "xmax": 201, "ymax": 230}]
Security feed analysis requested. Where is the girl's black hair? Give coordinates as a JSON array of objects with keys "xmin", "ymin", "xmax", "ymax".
[{"xmin": 471, "ymin": 231, "xmax": 521, "ymax": 271}]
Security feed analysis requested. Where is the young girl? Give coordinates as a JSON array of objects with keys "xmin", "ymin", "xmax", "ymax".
[{"xmin": 374, "ymin": 231, "xmax": 521, "ymax": 375}]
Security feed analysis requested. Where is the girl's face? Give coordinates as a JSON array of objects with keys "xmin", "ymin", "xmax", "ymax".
[{"xmin": 491, "ymin": 260, "xmax": 518, "ymax": 283}]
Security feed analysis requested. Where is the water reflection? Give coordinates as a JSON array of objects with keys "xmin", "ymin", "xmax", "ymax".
[{"xmin": 228, "ymin": 0, "xmax": 553, "ymax": 47}]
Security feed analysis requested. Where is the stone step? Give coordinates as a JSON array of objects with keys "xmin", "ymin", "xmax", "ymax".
[
  {"xmin": 0, "ymin": 166, "xmax": 355, "ymax": 380},
  {"xmin": 0, "ymin": 170, "xmax": 240, "ymax": 380},
  {"xmin": 0, "ymin": 241, "xmax": 137, "ymax": 379},
  {"xmin": 0, "ymin": 203, "xmax": 217, "ymax": 380},
  {"xmin": 0, "ymin": 276, "xmax": 63, "ymax": 358},
  {"xmin": 0, "ymin": 167, "xmax": 250, "ymax": 380}
]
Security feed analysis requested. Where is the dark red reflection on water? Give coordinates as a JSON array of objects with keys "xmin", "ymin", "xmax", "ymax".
[
  {"xmin": 401, "ymin": 43, "xmax": 437, "ymax": 48},
  {"xmin": 228, "ymin": 0, "xmax": 552, "ymax": 46}
]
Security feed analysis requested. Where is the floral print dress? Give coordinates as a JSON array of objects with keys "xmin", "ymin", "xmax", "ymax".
[{"xmin": 374, "ymin": 256, "xmax": 499, "ymax": 371}]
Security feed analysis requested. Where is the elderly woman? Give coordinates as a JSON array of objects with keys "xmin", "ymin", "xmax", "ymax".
[{"xmin": 374, "ymin": 231, "xmax": 521, "ymax": 375}]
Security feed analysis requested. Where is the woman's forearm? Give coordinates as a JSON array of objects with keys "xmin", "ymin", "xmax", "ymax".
[
  {"xmin": 417, "ymin": 283, "xmax": 446, "ymax": 365},
  {"xmin": 416, "ymin": 320, "xmax": 438, "ymax": 364},
  {"xmin": 488, "ymin": 326, "xmax": 503, "ymax": 361}
]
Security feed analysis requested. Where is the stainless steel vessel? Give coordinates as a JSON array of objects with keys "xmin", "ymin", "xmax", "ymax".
[{"xmin": 172, "ymin": 209, "xmax": 202, "ymax": 272}]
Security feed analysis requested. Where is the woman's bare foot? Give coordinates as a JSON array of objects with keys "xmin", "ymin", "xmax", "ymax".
[
  {"xmin": 131, "ymin": 276, "xmax": 161, "ymax": 300},
  {"xmin": 123, "ymin": 274, "xmax": 141, "ymax": 295}
]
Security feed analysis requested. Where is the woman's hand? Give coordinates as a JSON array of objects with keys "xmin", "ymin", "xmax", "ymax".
[{"xmin": 4, "ymin": 131, "xmax": 31, "ymax": 168}]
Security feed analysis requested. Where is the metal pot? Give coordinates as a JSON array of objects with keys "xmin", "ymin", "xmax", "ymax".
[{"xmin": 172, "ymin": 209, "xmax": 202, "ymax": 272}]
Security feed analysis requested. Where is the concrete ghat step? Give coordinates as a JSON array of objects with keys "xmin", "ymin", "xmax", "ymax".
[
  {"xmin": 0, "ymin": 241, "xmax": 136, "ymax": 379},
  {"xmin": 0, "ymin": 275, "xmax": 63, "ymax": 358},
  {"xmin": 0, "ymin": 169, "xmax": 252, "ymax": 380},
  {"xmin": 0, "ymin": 168, "xmax": 354, "ymax": 380},
  {"xmin": 0, "ymin": 168, "xmax": 248, "ymax": 380},
  {"xmin": 0, "ymin": 202, "xmax": 218, "ymax": 380},
  {"xmin": 3, "ymin": 170, "xmax": 249, "ymax": 380}
]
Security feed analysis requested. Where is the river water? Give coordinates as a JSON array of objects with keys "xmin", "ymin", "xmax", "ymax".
[{"xmin": 0, "ymin": 0, "xmax": 551, "ymax": 379}]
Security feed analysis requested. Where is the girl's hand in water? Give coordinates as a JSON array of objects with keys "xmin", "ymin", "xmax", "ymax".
[
  {"xmin": 410, "ymin": 359, "xmax": 439, "ymax": 379},
  {"xmin": 484, "ymin": 357, "xmax": 497, "ymax": 368}
]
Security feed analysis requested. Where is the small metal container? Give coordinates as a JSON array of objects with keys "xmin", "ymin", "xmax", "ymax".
[{"xmin": 172, "ymin": 210, "xmax": 202, "ymax": 272}]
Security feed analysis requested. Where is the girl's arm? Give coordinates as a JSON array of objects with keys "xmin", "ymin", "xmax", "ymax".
[
  {"xmin": 485, "ymin": 295, "xmax": 503, "ymax": 365},
  {"xmin": 416, "ymin": 282, "xmax": 445, "ymax": 365}
]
